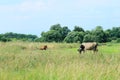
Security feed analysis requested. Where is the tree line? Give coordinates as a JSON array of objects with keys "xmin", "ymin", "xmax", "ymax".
[
  {"xmin": 0, "ymin": 32, "xmax": 37, "ymax": 42},
  {"xmin": 0, "ymin": 24, "xmax": 120, "ymax": 43}
]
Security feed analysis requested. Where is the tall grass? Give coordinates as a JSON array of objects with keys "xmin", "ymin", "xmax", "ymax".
[{"xmin": 0, "ymin": 42, "xmax": 120, "ymax": 80}]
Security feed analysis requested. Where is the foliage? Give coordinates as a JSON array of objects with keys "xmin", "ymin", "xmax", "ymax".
[
  {"xmin": 116, "ymin": 38, "xmax": 120, "ymax": 43},
  {"xmin": 91, "ymin": 26, "xmax": 108, "ymax": 43},
  {"xmin": 1, "ymin": 24, "xmax": 120, "ymax": 43},
  {"xmin": 50, "ymin": 24, "xmax": 62, "ymax": 31},
  {"xmin": 0, "ymin": 32, "xmax": 37, "ymax": 42},
  {"xmin": 106, "ymin": 27, "xmax": 120, "ymax": 41},
  {"xmin": 73, "ymin": 26, "xmax": 84, "ymax": 32},
  {"xmin": 40, "ymin": 30, "xmax": 62, "ymax": 42},
  {"xmin": 39, "ymin": 24, "xmax": 120, "ymax": 43},
  {"xmin": 64, "ymin": 31, "xmax": 84, "ymax": 43},
  {"xmin": 61, "ymin": 26, "xmax": 71, "ymax": 40},
  {"xmin": 40, "ymin": 24, "xmax": 71, "ymax": 42},
  {"xmin": 83, "ymin": 34, "xmax": 94, "ymax": 42}
]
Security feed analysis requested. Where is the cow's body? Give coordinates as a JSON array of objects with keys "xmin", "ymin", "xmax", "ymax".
[
  {"xmin": 78, "ymin": 42, "xmax": 98, "ymax": 54},
  {"xmin": 40, "ymin": 45, "xmax": 47, "ymax": 50}
]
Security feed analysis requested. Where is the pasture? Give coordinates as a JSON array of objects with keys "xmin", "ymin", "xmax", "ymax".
[{"xmin": 0, "ymin": 42, "xmax": 120, "ymax": 80}]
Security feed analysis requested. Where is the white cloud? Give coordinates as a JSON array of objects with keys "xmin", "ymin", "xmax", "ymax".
[
  {"xmin": 0, "ymin": 0, "xmax": 120, "ymax": 21},
  {"xmin": 0, "ymin": 0, "xmax": 114, "ymax": 13},
  {"xmin": 0, "ymin": 0, "xmax": 54, "ymax": 20},
  {"xmin": 75, "ymin": 0, "xmax": 112, "ymax": 6},
  {"xmin": 0, "ymin": 0, "xmax": 52, "ymax": 13},
  {"xmin": 12, "ymin": 15, "xmax": 31, "ymax": 20},
  {"xmin": 17, "ymin": 1, "xmax": 46, "ymax": 12}
]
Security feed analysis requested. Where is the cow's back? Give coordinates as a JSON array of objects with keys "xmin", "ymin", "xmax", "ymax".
[{"xmin": 82, "ymin": 42, "xmax": 97, "ymax": 50}]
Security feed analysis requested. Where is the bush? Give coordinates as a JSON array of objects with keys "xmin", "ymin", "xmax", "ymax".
[
  {"xmin": 0, "ymin": 37, "xmax": 11, "ymax": 42},
  {"xmin": 116, "ymin": 38, "xmax": 120, "ymax": 43}
]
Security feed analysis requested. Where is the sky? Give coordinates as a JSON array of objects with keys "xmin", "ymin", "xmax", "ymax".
[{"xmin": 0, "ymin": 0, "xmax": 120, "ymax": 36}]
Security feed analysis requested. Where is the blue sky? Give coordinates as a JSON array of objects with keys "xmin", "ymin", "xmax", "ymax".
[{"xmin": 0, "ymin": 0, "xmax": 120, "ymax": 36}]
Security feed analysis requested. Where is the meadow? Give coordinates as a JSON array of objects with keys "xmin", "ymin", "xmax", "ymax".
[{"xmin": 0, "ymin": 42, "xmax": 120, "ymax": 80}]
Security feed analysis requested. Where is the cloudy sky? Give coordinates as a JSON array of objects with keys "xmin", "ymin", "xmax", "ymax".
[{"xmin": 0, "ymin": 0, "xmax": 120, "ymax": 36}]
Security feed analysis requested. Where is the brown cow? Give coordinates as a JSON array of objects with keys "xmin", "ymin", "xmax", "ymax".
[
  {"xmin": 78, "ymin": 42, "xmax": 98, "ymax": 54},
  {"xmin": 40, "ymin": 45, "xmax": 47, "ymax": 50}
]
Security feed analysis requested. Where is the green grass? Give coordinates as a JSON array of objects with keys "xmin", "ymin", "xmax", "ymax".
[
  {"xmin": 0, "ymin": 42, "xmax": 120, "ymax": 80},
  {"xmin": 98, "ymin": 43, "xmax": 120, "ymax": 54}
]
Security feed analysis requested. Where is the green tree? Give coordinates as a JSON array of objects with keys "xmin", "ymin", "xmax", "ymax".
[
  {"xmin": 110, "ymin": 27, "xmax": 120, "ymax": 39},
  {"xmin": 116, "ymin": 38, "xmax": 120, "ymax": 43},
  {"xmin": 83, "ymin": 34, "xmax": 94, "ymax": 42},
  {"xmin": 73, "ymin": 26, "xmax": 84, "ymax": 32},
  {"xmin": 0, "ymin": 32, "xmax": 38, "ymax": 42},
  {"xmin": 50, "ymin": 24, "xmax": 62, "ymax": 31},
  {"xmin": 40, "ymin": 30, "xmax": 62, "ymax": 42},
  {"xmin": 64, "ymin": 31, "xmax": 84, "ymax": 43},
  {"xmin": 40, "ymin": 24, "xmax": 71, "ymax": 42},
  {"xmin": 104, "ymin": 29, "xmax": 112, "ymax": 42},
  {"xmin": 92, "ymin": 26, "xmax": 107, "ymax": 43},
  {"xmin": 61, "ymin": 26, "xmax": 71, "ymax": 40}
]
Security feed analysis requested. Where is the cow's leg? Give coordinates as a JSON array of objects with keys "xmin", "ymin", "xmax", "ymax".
[
  {"xmin": 78, "ymin": 48, "xmax": 82, "ymax": 54},
  {"xmin": 93, "ymin": 48, "xmax": 98, "ymax": 53},
  {"xmin": 77, "ymin": 48, "xmax": 84, "ymax": 54},
  {"xmin": 94, "ymin": 44, "xmax": 98, "ymax": 53},
  {"xmin": 80, "ymin": 49, "xmax": 83, "ymax": 54}
]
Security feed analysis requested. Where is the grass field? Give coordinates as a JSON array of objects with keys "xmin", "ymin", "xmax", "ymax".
[{"xmin": 0, "ymin": 42, "xmax": 120, "ymax": 80}]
